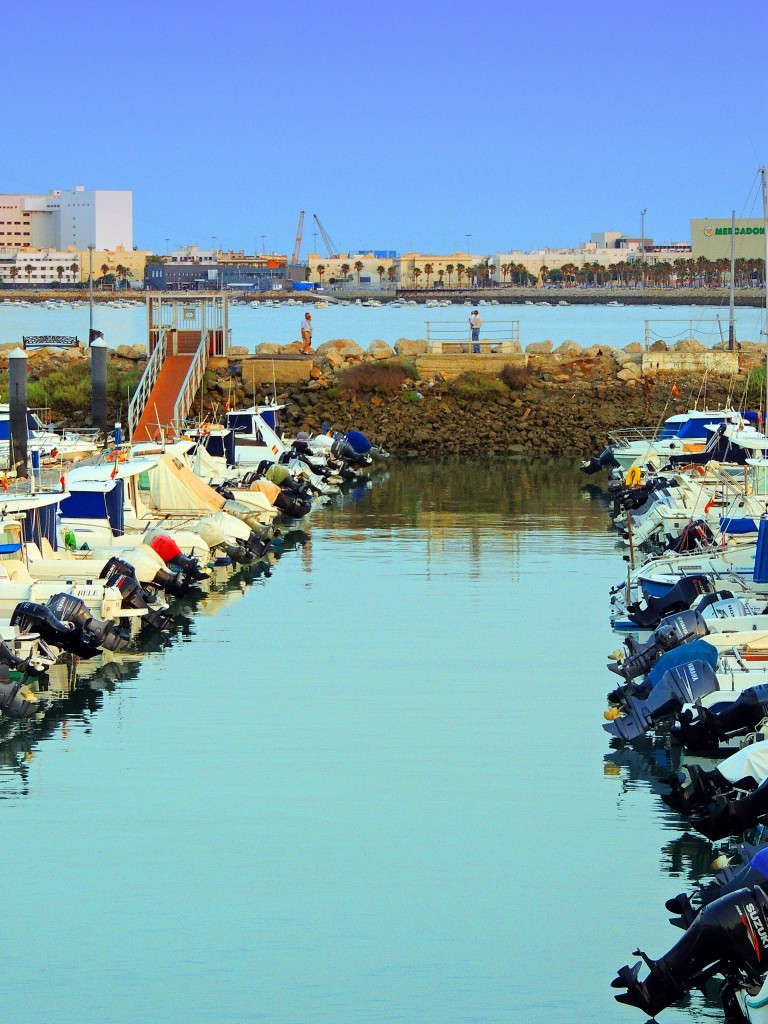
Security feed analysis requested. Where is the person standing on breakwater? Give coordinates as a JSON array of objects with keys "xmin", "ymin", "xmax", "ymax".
[
  {"xmin": 300, "ymin": 312, "xmax": 313, "ymax": 354},
  {"xmin": 469, "ymin": 309, "xmax": 482, "ymax": 353}
]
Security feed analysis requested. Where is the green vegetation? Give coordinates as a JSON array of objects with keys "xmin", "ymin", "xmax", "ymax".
[
  {"xmin": 448, "ymin": 372, "xmax": 507, "ymax": 400},
  {"xmin": 498, "ymin": 363, "xmax": 530, "ymax": 390},
  {"xmin": 0, "ymin": 358, "xmax": 143, "ymax": 424},
  {"xmin": 746, "ymin": 364, "xmax": 767, "ymax": 406},
  {"xmin": 336, "ymin": 361, "xmax": 410, "ymax": 394}
]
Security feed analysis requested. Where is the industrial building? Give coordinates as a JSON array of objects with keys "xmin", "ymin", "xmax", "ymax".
[{"xmin": 0, "ymin": 186, "xmax": 132, "ymax": 252}]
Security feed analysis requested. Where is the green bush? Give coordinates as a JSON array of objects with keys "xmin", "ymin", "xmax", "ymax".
[
  {"xmin": 448, "ymin": 372, "xmax": 507, "ymax": 400},
  {"xmin": 399, "ymin": 359, "xmax": 419, "ymax": 381},
  {"xmin": 747, "ymin": 365, "xmax": 766, "ymax": 406}
]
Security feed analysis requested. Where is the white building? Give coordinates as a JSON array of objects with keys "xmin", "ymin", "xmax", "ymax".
[
  {"xmin": 0, "ymin": 249, "xmax": 81, "ymax": 286},
  {"xmin": 0, "ymin": 186, "xmax": 132, "ymax": 252}
]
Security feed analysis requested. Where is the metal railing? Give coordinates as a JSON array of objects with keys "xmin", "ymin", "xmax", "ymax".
[
  {"xmin": 128, "ymin": 328, "xmax": 167, "ymax": 440},
  {"xmin": 173, "ymin": 330, "xmax": 210, "ymax": 431},
  {"xmin": 425, "ymin": 319, "xmax": 520, "ymax": 353},
  {"xmin": 643, "ymin": 318, "xmax": 733, "ymax": 350}
]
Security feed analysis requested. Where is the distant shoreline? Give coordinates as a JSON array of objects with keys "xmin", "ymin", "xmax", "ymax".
[{"xmin": 0, "ymin": 286, "xmax": 763, "ymax": 307}]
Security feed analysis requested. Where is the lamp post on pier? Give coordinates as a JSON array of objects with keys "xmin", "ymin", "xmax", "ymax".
[{"xmin": 640, "ymin": 208, "xmax": 648, "ymax": 288}]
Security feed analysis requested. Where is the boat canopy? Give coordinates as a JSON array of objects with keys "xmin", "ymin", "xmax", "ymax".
[
  {"xmin": 59, "ymin": 478, "xmax": 126, "ymax": 536},
  {"xmin": 148, "ymin": 453, "xmax": 225, "ymax": 514}
]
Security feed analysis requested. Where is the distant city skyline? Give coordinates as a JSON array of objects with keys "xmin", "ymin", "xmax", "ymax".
[{"xmin": 4, "ymin": 1, "xmax": 767, "ymax": 257}]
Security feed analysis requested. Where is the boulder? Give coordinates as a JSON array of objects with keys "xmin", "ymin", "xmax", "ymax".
[
  {"xmin": 230, "ymin": 345, "xmax": 249, "ymax": 356},
  {"xmin": 617, "ymin": 365, "xmax": 642, "ymax": 382},
  {"xmin": 394, "ymin": 338, "xmax": 428, "ymax": 357},
  {"xmin": 623, "ymin": 342, "xmax": 644, "ymax": 354},
  {"xmin": 279, "ymin": 341, "xmax": 303, "ymax": 354},
  {"xmin": 254, "ymin": 343, "xmax": 280, "ymax": 355},
  {"xmin": 649, "ymin": 339, "xmax": 669, "ymax": 351},
  {"xmin": 316, "ymin": 339, "xmax": 356, "ymax": 356},
  {"xmin": 325, "ymin": 349, "xmax": 345, "ymax": 369},
  {"xmin": 525, "ymin": 340, "xmax": 553, "ymax": 355},
  {"xmin": 674, "ymin": 337, "xmax": 706, "ymax": 352},
  {"xmin": 367, "ymin": 339, "xmax": 395, "ymax": 361}
]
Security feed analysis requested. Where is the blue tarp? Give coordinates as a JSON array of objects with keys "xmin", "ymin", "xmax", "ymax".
[
  {"xmin": 647, "ymin": 638, "xmax": 719, "ymax": 689},
  {"xmin": 755, "ymin": 520, "xmax": 768, "ymax": 583}
]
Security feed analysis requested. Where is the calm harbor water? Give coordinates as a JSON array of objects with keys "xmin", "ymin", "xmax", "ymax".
[
  {"xmin": 0, "ymin": 461, "xmax": 720, "ymax": 1023},
  {"xmin": 0, "ymin": 299, "xmax": 764, "ymax": 352}
]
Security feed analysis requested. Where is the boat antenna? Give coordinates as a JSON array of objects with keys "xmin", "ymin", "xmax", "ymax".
[{"xmin": 272, "ymin": 359, "xmax": 277, "ymax": 406}]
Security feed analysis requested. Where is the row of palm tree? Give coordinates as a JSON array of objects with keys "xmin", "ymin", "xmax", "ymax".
[{"xmin": 1, "ymin": 262, "xmax": 135, "ymax": 288}]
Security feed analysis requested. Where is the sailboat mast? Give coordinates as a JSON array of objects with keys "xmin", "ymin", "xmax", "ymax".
[{"xmin": 729, "ymin": 209, "xmax": 736, "ymax": 350}]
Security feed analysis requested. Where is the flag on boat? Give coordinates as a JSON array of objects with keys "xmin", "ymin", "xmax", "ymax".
[
  {"xmin": 671, "ymin": 383, "xmax": 680, "ymax": 397},
  {"xmin": 271, "ymin": 444, "xmax": 279, "ymax": 455}
]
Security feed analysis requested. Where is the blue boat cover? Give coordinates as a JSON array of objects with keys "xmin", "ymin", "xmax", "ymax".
[
  {"xmin": 647, "ymin": 638, "xmax": 719, "ymax": 688},
  {"xmin": 720, "ymin": 517, "xmax": 758, "ymax": 534},
  {"xmin": 755, "ymin": 520, "xmax": 768, "ymax": 583}
]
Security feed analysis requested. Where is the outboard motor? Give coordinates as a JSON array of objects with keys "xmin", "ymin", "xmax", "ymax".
[
  {"xmin": 612, "ymin": 885, "xmax": 768, "ymax": 1017},
  {"xmin": 0, "ymin": 666, "xmax": 40, "ymax": 720},
  {"xmin": 673, "ymin": 683, "xmax": 768, "ymax": 751},
  {"xmin": 693, "ymin": 777, "xmax": 768, "ymax": 841},
  {"xmin": 331, "ymin": 435, "xmax": 369, "ymax": 467},
  {"xmin": 10, "ymin": 598, "xmax": 121, "ymax": 659},
  {"xmin": 581, "ymin": 446, "xmax": 619, "ymax": 475},
  {"xmin": 603, "ymin": 658, "xmax": 719, "ymax": 742},
  {"xmin": 272, "ymin": 489, "xmax": 311, "ymax": 519},
  {"xmin": 100, "ymin": 554, "xmax": 192, "ymax": 600},
  {"xmin": 345, "ymin": 430, "xmax": 373, "ymax": 456},
  {"xmin": 667, "ymin": 848, "xmax": 768, "ymax": 931},
  {"xmin": 46, "ymin": 592, "xmax": 129, "ymax": 653},
  {"xmin": 149, "ymin": 535, "xmax": 210, "ymax": 583},
  {"xmin": 627, "ymin": 574, "xmax": 713, "ymax": 629},
  {"xmin": 103, "ymin": 569, "xmax": 173, "ymax": 633},
  {"xmin": 609, "ymin": 609, "xmax": 708, "ymax": 683}
]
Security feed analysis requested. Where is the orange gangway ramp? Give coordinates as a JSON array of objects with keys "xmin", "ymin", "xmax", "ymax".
[{"xmin": 132, "ymin": 354, "xmax": 194, "ymax": 442}]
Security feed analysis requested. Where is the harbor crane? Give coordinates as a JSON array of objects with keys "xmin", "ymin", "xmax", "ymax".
[
  {"xmin": 291, "ymin": 210, "xmax": 305, "ymax": 265},
  {"xmin": 312, "ymin": 214, "xmax": 340, "ymax": 259}
]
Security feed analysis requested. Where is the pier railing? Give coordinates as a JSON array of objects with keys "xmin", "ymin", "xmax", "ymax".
[
  {"xmin": 644, "ymin": 317, "xmax": 737, "ymax": 350},
  {"xmin": 128, "ymin": 328, "xmax": 167, "ymax": 440},
  {"xmin": 173, "ymin": 330, "xmax": 210, "ymax": 432},
  {"xmin": 425, "ymin": 319, "xmax": 520, "ymax": 354}
]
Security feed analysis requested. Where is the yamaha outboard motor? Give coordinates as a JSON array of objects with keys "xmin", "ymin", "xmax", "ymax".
[
  {"xmin": 672, "ymin": 683, "xmax": 768, "ymax": 751},
  {"xmin": 627, "ymin": 574, "xmax": 713, "ymax": 629},
  {"xmin": 46, "ymin": 592, "xmax": 129, "ymax": 653},
  {"xmin": 11, "ymin": 598, "xmax": 119, "ymax": 659},
  {"xmin": 609, "ymin": 609, "xmax": 709, "ymax": 683},
  {"xmin": 612, "ymin": 885, "xmax": 768, "ymax": 1017},
  {"xmin": 661, "ymin": 764, "xmax": 740, "ymax": 815},
  {"xmin": 603, "ymin": 658, "xmax": 719, "ymax": 742}
]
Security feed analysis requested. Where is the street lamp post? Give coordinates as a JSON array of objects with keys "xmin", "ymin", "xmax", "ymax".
[
  {"xmin": 88, "ymin": 244, "xmax": 94, "ymax": 341},
  {"xmin": 640, "ymin": 208, "xmax": 648, "ymax": 288}
]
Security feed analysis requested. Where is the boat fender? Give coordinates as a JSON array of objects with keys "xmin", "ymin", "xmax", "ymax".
[{"xmin": 625, "ymin": 466, "xmax": 642, "ymax": 487}]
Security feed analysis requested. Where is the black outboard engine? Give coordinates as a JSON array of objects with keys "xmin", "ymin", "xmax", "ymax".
[
  {"xmin": 661, "ymin": 764, "xmax": 740, "ymax": 815},
  {"xmin": 693, "ymin": 778, "xmax": 768, "ymax": 840},
  {"xmin": 103, "ymin": 569, "xmax": 173, "ymax": 633},
  {"xmin": 610, "ymin": 609, "xmax": 709, "ymax": 683},
  {"xmin": 10, "ymin": 597, "xmax": 123, "ymax": 659},
  {"xmin": 100, "ymin": 555, "xmax": 192, "ymax": 600},
  {"xmin": 673, "ymin": 684, "xmax": 768, "ymax": 751},
  {"xmin": 272, "ymin": 489, "xmax": 311, "ymax": 519},
  {"xmin": 0, "ymin": 666, "xmax": 39, "ymax": 720},
  {"xmin": 612, "ymin": 885, "xmax": 768, "ymax": 1017},
  {"xmin": 581, "ymin": 446, "xmax": 619, "ymax": 475},
  {"xmin": 46, "ymin": 592, "xmax": 129, "ymax": 653},
  {"xmin": 603, "ymin": 659, "xmax": 718, "ymax": 742},
  {"xmin": 331, "ymin": 435, "xmax": 369, "ymax": 467},
  {"xmin": 627, "ymin": 574, "xmax": 713, "ymax": 629}
]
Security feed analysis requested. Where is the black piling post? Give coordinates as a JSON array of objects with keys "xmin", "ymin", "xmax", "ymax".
[
  {"xmin": 90, "ymin": 339, "xmax": 107, "ymax": 434},
  {"xmin": 9, "ymin": 347, "xmax": 28, "ymax": 480}
]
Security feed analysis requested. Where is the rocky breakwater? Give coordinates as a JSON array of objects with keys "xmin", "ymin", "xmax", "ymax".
[{"xmin": 197, "ymin": 336, "xmax": 756, "ymax": 459}]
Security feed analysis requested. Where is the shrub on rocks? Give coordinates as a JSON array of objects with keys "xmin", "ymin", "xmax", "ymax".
[
  {"xmin": 336, "ymin": 361, "xmax": 410, "ymax": 394},
  {"xmin": 498, "ymin": 363, "xmax": 530, "ymax": 390},
  {"xmin": 448, "ymin": 372, "xmax": 507, "ymax": 400}
]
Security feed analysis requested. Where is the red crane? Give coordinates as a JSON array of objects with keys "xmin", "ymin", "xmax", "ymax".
[{"xmin": 291, "ymin": 210, "xmax": 305, "ymax": 265}]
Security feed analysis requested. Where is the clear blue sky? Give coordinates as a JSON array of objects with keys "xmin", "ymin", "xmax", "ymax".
[{"xmin": 5, "ymin": 0, "xmax": 768, "ymax": 256}]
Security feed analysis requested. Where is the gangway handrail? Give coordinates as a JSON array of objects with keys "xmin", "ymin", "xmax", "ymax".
[
  {"xmin": 128, "ymin": 328, "xmax": 167, "ymax": 440},
  {"xmin": 173, "ymin": 331, "xmax": 210, "ymax": 431}
]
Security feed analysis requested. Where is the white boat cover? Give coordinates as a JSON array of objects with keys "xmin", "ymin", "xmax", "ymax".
[
  {"xmin": 719, "ymin": 738, "xmax": 768, "ymax": 785},
  {"xmin": 149, "ymin": 453, "xmax": 226, "ymax": 515}
]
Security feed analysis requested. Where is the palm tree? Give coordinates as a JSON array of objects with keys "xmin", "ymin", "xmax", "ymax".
[
  {"xmin": 487, "ymin": 263, "xmax": 495, "ymax": 287},
  {"xmin": 413, "ymin": 268, "xmax": 422, "ymax": 287},
  {"xmin": 25, "ymin": 264, "xmax": 33, "ymax": 285},
  {"xmin": 446, "ymin": 263, "xmax": 455, "ymax": 287},
  {"xmin": 316, "ymin": 264, "xmax": 326, "ymax": 287},
  {"xmin": 377, "ymin": 264, "xmax": 385, "ymax": 287},
  {"xmin": 116, "ymin": 265, "xmax": 133, "ymax": 289},
  {"xmin": 387, "ymin": 265, "xmax": 397, "ymax": 286},
  {"xmin": 354, "ymin": 260, "xmax": 364, "ymax": 285},
  {"xmin": 438, "ymin": 268, "xmax": 444, "ymax": 287},
  {"xmin": 9, "ymin": 266, "xmax": 18, "ymax": 286},
  {"xmin": 70, "ymin": 262, "xmax": 79, "ymax": 286},
  {"xmin": 340, "ymin": 262, "xmax": 351, "ymax": 282},
  {"xmin": 456, "ymin": 263, "xmax": 465, "ymax": 287},
  {"xmin": 424, "ymin": 262, "xmax": 433, "ymax": 289},
  {"xmin": 56, "ymin": 265, "xmax": 65, "ymax": 285}
]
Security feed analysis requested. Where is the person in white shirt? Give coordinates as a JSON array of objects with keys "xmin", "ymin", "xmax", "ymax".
[
  {"xmin": 469, "ymin": 310, "xmax": 482, "ymax": 353},
  {"xmin": 300, "ymin": 312, "xmax": 313, "ymax": 354}
]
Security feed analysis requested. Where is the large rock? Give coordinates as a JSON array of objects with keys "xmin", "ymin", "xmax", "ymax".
[
  {"xmin": 525, "ymin": 340, "xmax": 553, "ymax": 355},
  {"xmin": 674, "ymin": 337, "xmax": 706, "ymax": 351},
  {"xmin": 338, "ymin": 342, "xmax": 365, "ymax": 363},
  {"xmin": 367, "ymin": 339, "xmax": 395, "ymax": 361},
  {"xmin": 553, "ymin": 340, "xmax": 583, "ymax": 358},
  {"xmin": 230, "ymin": 345, "xmax": 249, "ymax": 356},
  {"xmin": 617, "ymin": 364, "xmax": 642, "ymax": 382},
  {"xmin": 325, "ymin": 349, "xmax": 345, "ymax": 369},
  {"xmin": 394, "ymin": 338, "xmax": 428, "ymax": 357},
  {"xmin": 279, "ymin": 341, "xmax": 304, "ymax": 354},
  {"xmin": 254, "ymin": 343, "xmax": 280, "ymax": 355},
  {"xmin": 649, "ymin": 339, "xmax": 668, "ymax": 351},
  {"xmin": 316, "ymin": 338, "xmax": 356, "ymax": 356},
  {"xmin": 623, "ymin": 342, "xmax": 644, "ymax": 354}
]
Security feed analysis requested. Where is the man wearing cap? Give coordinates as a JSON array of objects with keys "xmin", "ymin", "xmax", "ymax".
[
  {"xmin": 469, "ymin": 309, "xmax": 482, "ymax": 353},
  {"xmin": 300, "ymin": 312, "xmax": 313, "ymax": 354}
]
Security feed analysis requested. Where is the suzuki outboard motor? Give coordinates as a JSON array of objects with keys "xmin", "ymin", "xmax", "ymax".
[
  {"xmin": 46, "ymin": 592, "xmax": 129, "ymax": 653},
  {"xmin": 581, "ymin": 446, "xmax": 619, "ymax": 475},
  {"xmin": 673, "ymin": 683, "xmax": 768, "ymax": 751},
  {"xmin": 612, "ymin": 885, "xmax": 768, "ymax": 1017},
  {"xmin": 667, "ymin": 848, "xmax": 768, "ymax": 931},
  {"xmin": 627, "ymin": 574, "xmax": 713, "ymax": 629},
  {"xmin": 603, "ymin": 658, "xmax": 719, "ymax": 742},
  {"xmin": 103, "ymin": 570, "xmax": 173, "ymax": 633},
  {"xmin": 610, "ymin": 609, "xmax": 709, "ymax": 683}
]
